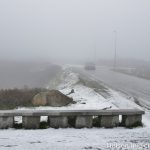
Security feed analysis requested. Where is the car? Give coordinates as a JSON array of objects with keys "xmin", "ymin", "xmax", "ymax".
[{"xmin": 84, "ymin": 62, "xmax": 96, "ymax": 70}]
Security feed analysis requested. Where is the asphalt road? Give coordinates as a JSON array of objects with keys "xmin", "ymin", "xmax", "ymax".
[{"xmin": 75, "ymin": 66, "xmax": 150, "ymax": 108}]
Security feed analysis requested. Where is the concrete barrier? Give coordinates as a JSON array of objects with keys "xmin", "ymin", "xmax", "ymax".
[
  {"xmin": 0, "ymin": 109, "xmax": 145, "ymax": 129},
  {"xmin": 49, "ymin": 116, "xmax": 68, "ymax": 128},
  {"xmin": 75, "ymin": 116, "xmax": 93, "ymax": 128},
  {"xmin": 22, "ymin": 116, "xmax": 40, "ymax": 129},
  {"xmin": 0, "ymin": 116, "xmax": 14, "ymax": 129},
  {"xmin": 122, "ymin": 114, "xmax": 142, "ymax": 127},
  {"xmin": 99, "ymin": 115, "xmax": 119, "ymax": 128}
]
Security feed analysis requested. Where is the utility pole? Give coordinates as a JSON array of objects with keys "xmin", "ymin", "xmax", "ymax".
[
  {"xmin": 94, "ymin": 39, "xmax": 97, "ymax": 65},
  {"xmin": 113, "ymin": 30, "xmax": 117, "ymax": 70}
]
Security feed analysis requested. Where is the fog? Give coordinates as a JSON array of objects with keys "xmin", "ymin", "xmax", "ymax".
[{"xmin": 0, "ymin": 0, "xmax": 150, "ymax": 63}]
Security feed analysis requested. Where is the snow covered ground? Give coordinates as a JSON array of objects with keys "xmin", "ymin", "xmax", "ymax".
[
  {"xmin": 0, "ymin": 67, "xmax": 150, "ymax": 150},
  {"xmin": 0, "ymin": 127, "xmax": 150, "ymax": 150}
]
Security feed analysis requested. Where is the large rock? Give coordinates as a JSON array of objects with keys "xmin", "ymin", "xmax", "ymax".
[
  {"xmin": 32, "ymin": 90, "xmax": 73, "ymax": 107},
  {"xmin": 32, "ymin": 92, "xmax": 47, "ymax": 106}
]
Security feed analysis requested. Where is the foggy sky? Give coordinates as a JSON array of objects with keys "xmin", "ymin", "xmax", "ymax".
[{"xmin": 0, "ymin": 0, "xmax": 150, "ymax": 63}]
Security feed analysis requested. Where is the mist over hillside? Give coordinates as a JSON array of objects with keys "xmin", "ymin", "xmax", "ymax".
[{"xmin": 0, "ymin": 61, "xmax": 61, "ymax": 89}]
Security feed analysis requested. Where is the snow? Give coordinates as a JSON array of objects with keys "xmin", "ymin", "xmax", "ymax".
[
  {"xmin": 18, "ymin": 69, "xmax": 115, "ymax": 111},
  {"xmin": 0, "ymin": 67, "xmax": 150, "ymax": 150},
  {"xmin": 0, "ymin": 128, "xmax": 150, "ymax": 150},
  {"xmin": 108, "ymin": 89, "xmax": 141, "ymax": 109}
]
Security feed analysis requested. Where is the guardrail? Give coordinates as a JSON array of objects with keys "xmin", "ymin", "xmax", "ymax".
[{"xmin": 0, "ymin": 109, "xmax": 145, "ymax": 129}]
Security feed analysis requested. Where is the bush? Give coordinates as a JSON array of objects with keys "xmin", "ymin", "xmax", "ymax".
[
  {"xmin": 93, "ymin": 116, "xmax": 101, "ymax": 127},
  {"xmin": 40, "ymin": 121, "xmax": 49, "ymax": 129},
  {"xmin": 0, "ymin": 88, "xmax": 47, "ymax": 109}
]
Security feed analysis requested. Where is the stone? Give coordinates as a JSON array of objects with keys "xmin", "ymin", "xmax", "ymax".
[
  {"xmin": 122, "ymin": 114, "xmax": 142, "ymax": 127},
  {"xmin": 0, "ymin": 116, "xmax": 14, "ymax": 129},
  {"xmin": 32, "ymin": 90, "xmax": 73, "ymax": 107},
  {"xmin": 66, "ymin": 89, "xmax": 75, "ymax": 95},
  {"xmin": 49, "ymin": 116, "xmax": 68, "ymax": 128},
  {"xmin": 99, "ymin": 115, "xmax": 119, "ymax": 128},
  {"xmin": 32, "ymin": 92, "xmax": 47, "ymax": 106},
  {"xmin": 75, "ymin": 116, "xmax": 93, "ymax": 128},
  {"xmin": 22, "ymin": 116, "xmax": 40, "ymax": 129}
]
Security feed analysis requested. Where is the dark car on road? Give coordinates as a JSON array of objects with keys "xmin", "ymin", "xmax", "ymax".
[{"xmin": 84, "ymin": 62, "xmax": 96, "ymax": 70}]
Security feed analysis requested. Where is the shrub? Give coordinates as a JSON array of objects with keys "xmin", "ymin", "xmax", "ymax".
[{"xmin": 0, "ymin": 88, "xmax": 47, "ymax": 109}]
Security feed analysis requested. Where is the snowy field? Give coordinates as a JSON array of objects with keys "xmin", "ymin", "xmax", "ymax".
[
  {"xmin": 0, "ymin": 67, "xmax": 150, "ymax": 150},
  {"xmin": 0, "ymin": 127, "xmax": 150, "ymax": 150}
]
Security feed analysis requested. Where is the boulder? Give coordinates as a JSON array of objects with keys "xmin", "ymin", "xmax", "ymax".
[
  {"xmin": 32, "ymin": 92, "xmax": 47, "ymax": 106},
  {"xmin": 32, "ymin": 90, "xmax": 73, "ymax": 107}
]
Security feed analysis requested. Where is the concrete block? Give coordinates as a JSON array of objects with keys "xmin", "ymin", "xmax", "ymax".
[
  {"xmin": 122, "ymin": 114, "xmax": 142, "ymax": 127},
  {"xmin": 100, "ymin": 115, "xmax": 119, "ymax": 128},
  {"xmin": 0, "ymin": 116, "xmax": 14, "ymax": 129},
  {"xmin": 22, "ymin": 116, "xmax": 40, "ymax": 129},
  {"xmin": 49, "ymin": 116, "xmax": 68, "ymax": 128},
  {"xmin": 75, "ymin": 116, "xmax": 93, "ymax": 128}
]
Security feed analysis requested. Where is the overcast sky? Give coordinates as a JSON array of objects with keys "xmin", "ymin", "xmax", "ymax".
[{"xmin": 0, "ymin": 0, "xmax": 150, "ymax": 62}]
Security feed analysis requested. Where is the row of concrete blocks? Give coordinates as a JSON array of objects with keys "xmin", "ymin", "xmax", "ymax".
[{"xmin": 0, "ymin": 114, "xmax": 142, "ymax": 129}]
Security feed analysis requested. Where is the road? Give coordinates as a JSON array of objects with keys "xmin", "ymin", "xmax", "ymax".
[{"xmin": 75, "ymin": 66, "xmax": 150, "ymax": 108}]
